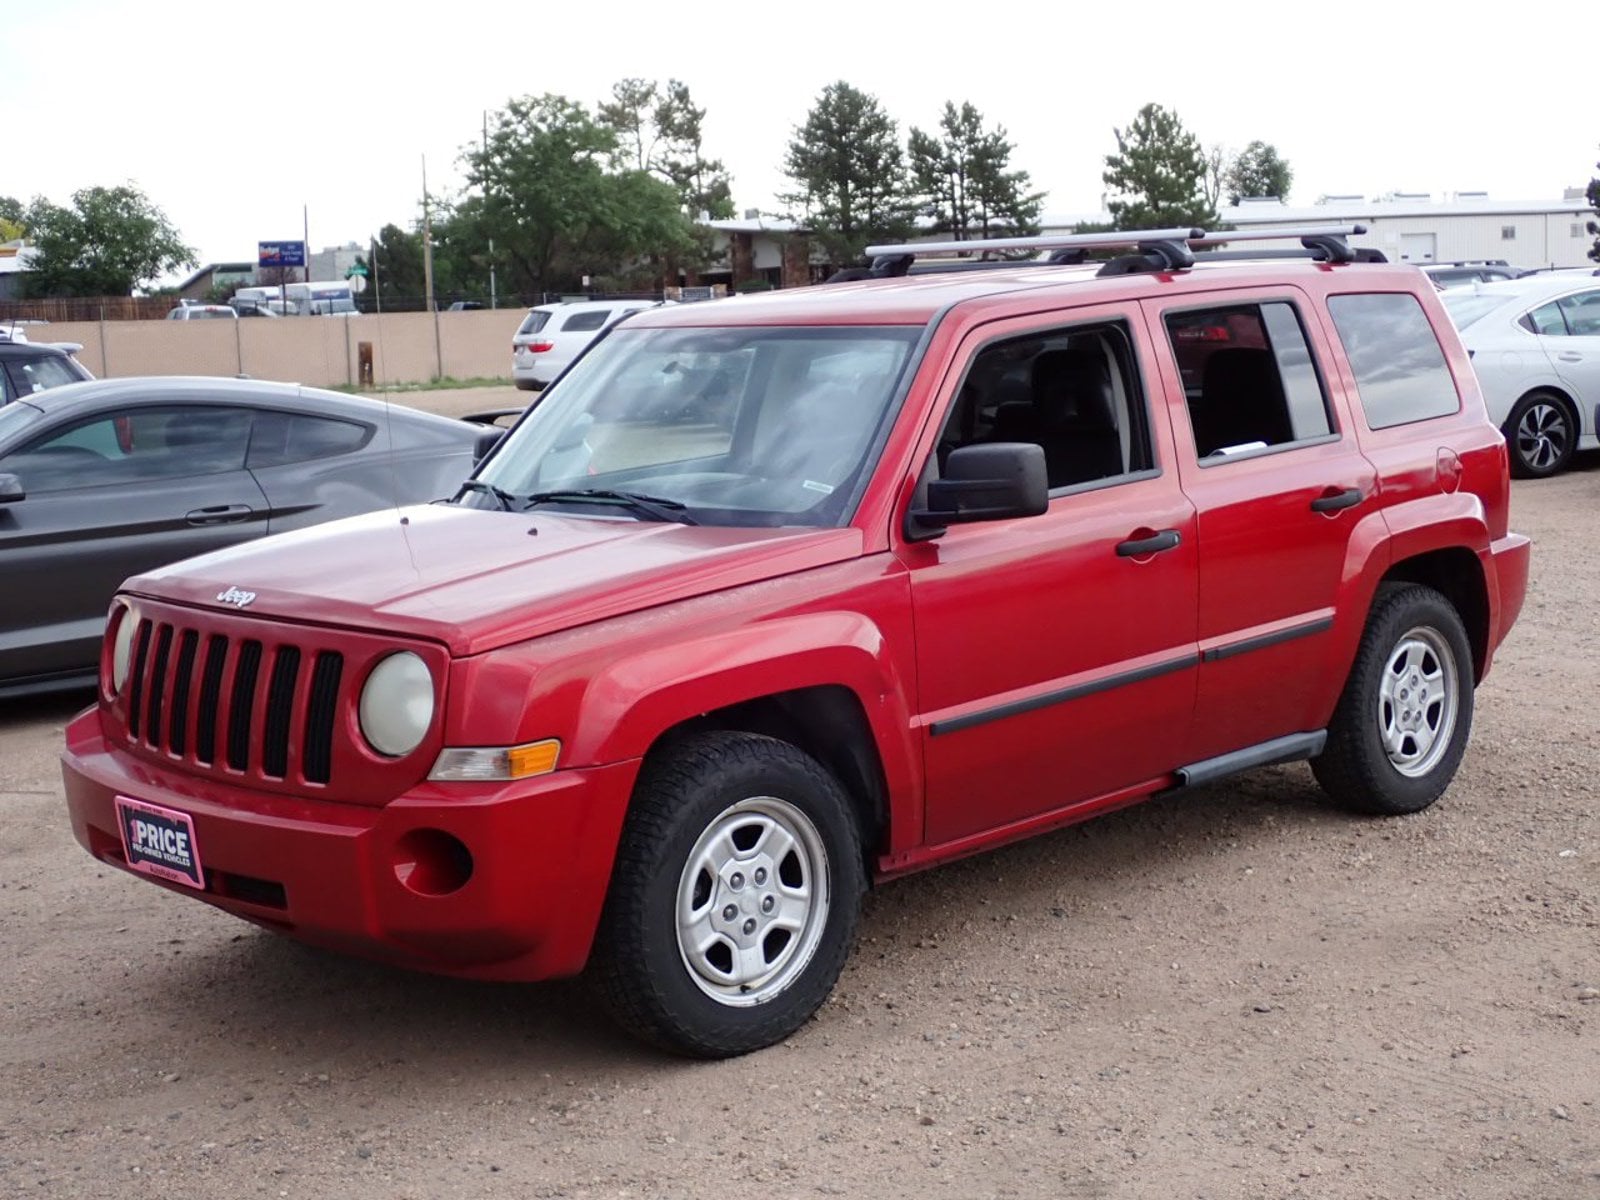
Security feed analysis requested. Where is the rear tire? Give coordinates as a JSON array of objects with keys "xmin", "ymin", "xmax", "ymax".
[
  {"xmin": 590, "ymin": 732, "xmax": 865, "ymax": 1058},
  {"xmin": 1503, "ymin": 391, "xmax": 1575, "ymax": 478},
  {"xmin": 1312, "ymin": 583, "xmax": 1474, "ymax": 816}
]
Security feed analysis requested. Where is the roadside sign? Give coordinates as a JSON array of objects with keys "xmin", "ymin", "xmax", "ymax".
[
  {"xmin": 346, "ymin": 263, "xmax": 369, "ymax": 278},
  {"xmin": 258, "ymin": 240, "xmax": 306, "ymax": 268}
]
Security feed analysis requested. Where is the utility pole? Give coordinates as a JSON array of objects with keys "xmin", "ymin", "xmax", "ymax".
[
  {"xmin": 483, "ymin": 110, "xmax": 497, "ymax": 309},
  {"xmin": 421, "ymin": 155, "xmax": 436, "ymax": 313},
  {"xmin": 423, "ymin": 154, "xmax": 442, "ymax": 379},
  {"xmin": 370, "ymin": 234, "xmax": 382, "ymax": 315},
  {"xmin": 303, "ymin": 203, "xmax": 311, "ymax": 294}
]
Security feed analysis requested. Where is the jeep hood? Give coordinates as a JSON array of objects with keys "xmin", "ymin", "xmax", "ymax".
[{"xmin": 125, "ymin": 505, "xmax": 865, "ymax": 656}]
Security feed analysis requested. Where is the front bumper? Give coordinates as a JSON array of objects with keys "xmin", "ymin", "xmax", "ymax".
[{"xmin": 61, "ymin": 709, "xmax": 638, "ymax": 982}]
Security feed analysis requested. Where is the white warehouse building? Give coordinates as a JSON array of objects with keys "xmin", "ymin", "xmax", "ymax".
[{"xmin": 1041, "ymin": 189, "xmax": 1595, "ymax": 270}]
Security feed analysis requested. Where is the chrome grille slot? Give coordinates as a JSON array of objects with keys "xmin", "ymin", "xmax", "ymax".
[
  {"xmin": 144, "ymin": 624, "xmax": 174, "ymax": 748},
  {"xmin": 226, "ymin": 640, "xmax": 263, "ymax": 772},
  {"xmin": 303, "ymin": 652, "xmax": 343, "ymax": 785},
  {"xmin": 195, "ymin": 634, "xmax": 228, "ymax": 765},
  {"xmin": 126, "ymin": 619, "xmax": 152, "ymax": 739},
  {"xmin": 167, "ymin": 630, "xmax": 200, "ymax": 756},
  {"xmin": 260, "ymin": 646, "xmax": 302, "ymax": 779}
]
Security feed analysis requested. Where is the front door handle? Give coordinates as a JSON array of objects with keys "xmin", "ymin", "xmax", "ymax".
[
  {"xmin": 1310, "ymin": 487, "xmax": 1363, "ymax": 514},
  {"xmin": 1557, "ymin": 351, "xmax": 1583, "ymax": 363},
  {"xmin": 185, "ymin": 504, "xmax": 254, "ymax": 526},
  {"xmin": 1116, "ymin": 529, "xmax": 1181, "ymax": 557}
]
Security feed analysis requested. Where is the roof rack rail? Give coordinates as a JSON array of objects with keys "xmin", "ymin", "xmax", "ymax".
[
  {"xmin": 1189, "ymin": 224, "xmax": 1372, "ymax": 264},
  {"xmin": 846, "ymin": 224, "xmax": 1378, "ymax": 280}
]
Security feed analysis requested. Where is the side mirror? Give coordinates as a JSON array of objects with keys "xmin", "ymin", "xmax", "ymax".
[
  {"xmin": 0, "ymin": 473, "xmax": 23, "ymax": 503},
  {"xmin": 908, "ymin": 443, "xmax": 1048, "ymax": 538},
  {"xmin": 473, "ymin": 426, "xmax": 504, "ymax": 462}
]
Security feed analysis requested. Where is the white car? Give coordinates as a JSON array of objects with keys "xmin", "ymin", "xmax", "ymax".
[
  {"xmin": 510, "ymin": 299, "xmax": 666, "ymax": 391},
  {"xmin": 1442, "ymin": 272, "xmax": 1600, "ymax": 477}
]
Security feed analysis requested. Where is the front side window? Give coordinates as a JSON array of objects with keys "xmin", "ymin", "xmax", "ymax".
[
  {"xmin": 1, "ymin": 406, "xmax": 253, "ymax": 494},
  {"xmin": 1327, "ymin": 293, "xmax": 1460, "ymax": 430},
  {"xmin": 935, "ymin": 320, "xmax": 1153, "ymax": 491},
  {"xmin": 475, "ymin": 325, "xmax": 920, "ymax": 527},
  {"xmin": 1165, "ymin": 301, "xmax": 1332, "ymax": 458}
]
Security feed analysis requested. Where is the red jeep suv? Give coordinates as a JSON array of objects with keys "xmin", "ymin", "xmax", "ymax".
[{"xmin": 61, "ymin": 226, "xmax": 1530, "ymax": 1057}]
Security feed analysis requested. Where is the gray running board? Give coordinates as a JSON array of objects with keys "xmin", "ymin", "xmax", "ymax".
[{"xmin": 1176, "ymin": 731, "xmax": 1328, "ymax": 789}]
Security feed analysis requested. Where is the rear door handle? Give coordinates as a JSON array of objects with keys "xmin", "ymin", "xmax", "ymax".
[
  {"xmin": 185, "ymin": 504, "xmax": 254, "ymax": 526},
  {"xmin": 1116, "ymin": 529, "xmax": 1181, "ymax": 557},
  {"xmin": 1310, "ymin": 487, "xmax": 1364, "ymax": 514},
  {"xmin": 1558, "ymin": 351, "xmax": 1583, "ymax": 362}
]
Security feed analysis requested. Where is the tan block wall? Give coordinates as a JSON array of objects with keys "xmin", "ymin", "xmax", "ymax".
[{"xmin": 35, "ymin": 310, "xmax": 527, "ymax": 388}]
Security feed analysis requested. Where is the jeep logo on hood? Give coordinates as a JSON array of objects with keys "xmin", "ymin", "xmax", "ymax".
[{"xmin": 215, "ymin": 586, "xmax": 257, "ymax": 609}]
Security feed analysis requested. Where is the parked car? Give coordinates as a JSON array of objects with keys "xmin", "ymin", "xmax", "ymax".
[
  {"xmin": 0, "ymin": 340, "xmax": 94, "ymax": 403},
  {"xmin": 0, "ymin": 377, "xmax": 492, "ymax": 696},
  {"xmin": 1420, "ymin": 260, "xmax": 1524, "ymax": 290},
  {"xmin": 510, "ymin": 299, "xmax": 668, "ymax": 390},
  {"xmin": 446, "ymin": 300, "xmax": 485, "ymax": 312},
  {"xmin": 1442, "ymin": 272, "xmax": 1600, "ymax": 476},
  {"xmin": 167, "ymin": 304, "xmax": 238, "ymax": 320},
  {"xmin": 60, "ymin": 226, "xmax": 1528, "ymax": 1057}
]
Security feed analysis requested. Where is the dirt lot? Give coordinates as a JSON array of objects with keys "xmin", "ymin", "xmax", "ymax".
[{"xmin": 1, "ymin": 394, "xmax": 1595, "ymax": 1198}]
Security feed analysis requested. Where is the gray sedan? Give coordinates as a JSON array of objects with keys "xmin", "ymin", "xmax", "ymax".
[{"xmin": 0, "ymin": 377, "xmax": 489, "ymax": 696}]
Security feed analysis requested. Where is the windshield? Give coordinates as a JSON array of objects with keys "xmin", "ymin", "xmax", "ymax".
[
  {"xmin": 474, "ymin": 324, "xmax": 921, "ymax": 527},
  {"xmin": 1440, "ymin": 291, "xmax": 1508, "ymax": 330}
]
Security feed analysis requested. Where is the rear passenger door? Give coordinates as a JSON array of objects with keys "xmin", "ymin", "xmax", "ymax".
[
  {"xmin": 900, "ymin": 307, "xmax": 1199, "ymax": 847},
  {"xmin": 1144, "ymin": 289, "xmax": 1378, "ymax": 766}
]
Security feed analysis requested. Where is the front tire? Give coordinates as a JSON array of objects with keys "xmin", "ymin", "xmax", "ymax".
[
  {"xmin": 590, "ymin": 732, "xmax": 865, "ymax": 1058},
  {"xmin": 1503, "ymin": 391, "xmax": 1575, "ymax": 478},
  {"xmin": 1312, "ymin": 583, "xmax": 1474, "ymax": 816}
]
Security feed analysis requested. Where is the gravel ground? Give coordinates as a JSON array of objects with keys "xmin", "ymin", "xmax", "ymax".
[{"xmin": 1, "ymin": 393, "xmax": 1595, "ymax": 1198}]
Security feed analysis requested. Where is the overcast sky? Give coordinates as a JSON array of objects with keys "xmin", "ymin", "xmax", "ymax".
[{"xmin": 6, "ymin": 0, "xmax": 1591, "ymax": 273}]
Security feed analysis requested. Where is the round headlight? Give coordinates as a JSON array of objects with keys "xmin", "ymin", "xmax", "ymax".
[
  {"xmin": 358, "ymin": 652, "xmax": 435, "ymax": 758},
  {"xmin": 110, "ymin": 605, "xmax": 137, "ymax": 695}
]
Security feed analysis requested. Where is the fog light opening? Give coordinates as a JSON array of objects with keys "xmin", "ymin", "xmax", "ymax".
[{"xmin": 392, "ymin": 829, "xmax": 474, "ymax": 897}]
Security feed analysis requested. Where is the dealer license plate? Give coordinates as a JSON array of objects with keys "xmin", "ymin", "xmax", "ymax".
[{"xmin": 115, "ymin": 796, "xmax": 206, "ymax": 891}]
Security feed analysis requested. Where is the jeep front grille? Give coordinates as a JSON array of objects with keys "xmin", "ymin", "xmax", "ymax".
[{"xmin": 124, "ymin": 616, "xmax": 344, "ymax": 786}]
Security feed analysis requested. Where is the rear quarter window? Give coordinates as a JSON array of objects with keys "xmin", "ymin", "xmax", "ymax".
[
  {"xmin": 516, "ymin": 311, "xmax": 552, "ymax": 336},
  {"xmin": 1326, "ymin": 293, "xmax": 1460, "ymax": 430},
  {"xmin": 560, "ymin": 311, "xmax": 610, "ymax": 333}
]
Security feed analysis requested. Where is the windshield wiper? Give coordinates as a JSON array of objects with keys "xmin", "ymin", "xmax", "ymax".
[
  {"xmin": 521, "ymin": 488, "xmax": 699, "ymax": 525},
  {"xmin": 454, "ymin": 479, "xmax": 521, "ymax": 511}
]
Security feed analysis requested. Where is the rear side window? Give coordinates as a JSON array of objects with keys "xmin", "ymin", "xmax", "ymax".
[
  {"xmin": 1557, "ymin": 290, "xmax": 1600, "ymax": 335},
  {"xmin": 516, "ymin": 311, "xmax": 551, "ymax": 336},
  {"xmin": 248, "ymin": 411, "xmax": 371, "ymax": 467},
  {"xmin": 560, "ymin": 311, "xmax": 610, "ymax": 333},
  {"xmin": 14, "ymin": 355, "xmax": 84, "ymax": 393},
  {"xmin": 1521, "ymin": 302, "xmax": 1567, "ymax": 336},
  {"xmin": 1165, "ymin": 301, "xmax": 1332, "ymax": 459},
  {"xmin": 1327, "ymin": 294, "xmax": 1460, "ymax": 429}
]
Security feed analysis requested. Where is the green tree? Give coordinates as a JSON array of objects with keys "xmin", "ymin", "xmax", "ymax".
[
  {"xmin": 908, "ymin": 101, "xmax": 1042, "ymax": 242},
  {"xmin": 783, "ymin": 82, "xmax": 917, "ymax": 262},
  {"xmin": 598, "ymin": 78, "xmax": 733, "ymax": 221},
  {"xmin": 468, "ymin": 93, "xmax": 695, "ymax": 295},
  {"xmin": 369, "ymin": 222, "xmax": 426, "ymax": 307},
  {"xmin": 0, "ymin": 195, "xmax": 23, "ymax": 242},
  {"xmin": 1224, "ymin": 141, "xmax": 1294, "ymax": 205},
  {"xmin": 1587, "ymin": 157, "xmax": 1600, "ymax": 264},
  {"xmin": 1100, "ymin": 104, "xmax": 1217, "ymax": 231},
  {"xmin": 22, "ymin": 185, "xmax": 196, "ymax": 297}
]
